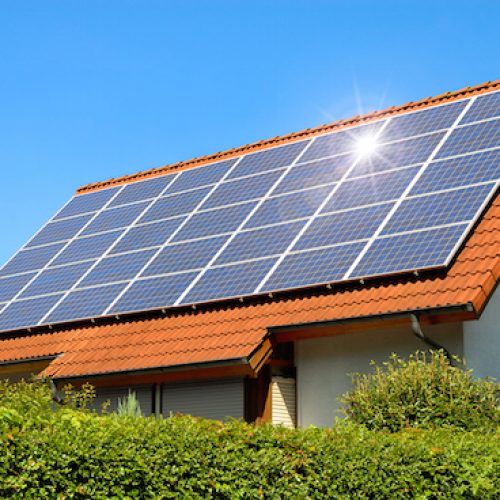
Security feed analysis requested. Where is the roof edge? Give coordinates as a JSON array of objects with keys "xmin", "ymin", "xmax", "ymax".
[{"xmin": 77, "ymin": 79, "xmax": 500, "ymax": 194}]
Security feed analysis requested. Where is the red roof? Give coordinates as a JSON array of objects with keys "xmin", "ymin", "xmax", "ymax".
[{"xmin": 1, "ymin": 81, "xmax": 499, "ymax": 380}]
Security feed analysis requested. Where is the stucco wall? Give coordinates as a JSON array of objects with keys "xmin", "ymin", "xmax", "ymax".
[
  {"xmin": 464, "ymin": 286, "xmax": 500, "ymax": 380},
  {"xmin": 295, "ymin": 322, "xmax": 463, "ymax": 428}
]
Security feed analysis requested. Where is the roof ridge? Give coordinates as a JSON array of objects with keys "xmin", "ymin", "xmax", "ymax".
[{"xmin": 77, "ymin": 80, "xmax": 500, "ymax": 194}]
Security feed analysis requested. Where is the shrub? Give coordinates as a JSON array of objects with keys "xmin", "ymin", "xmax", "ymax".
[
  {"xmin": 117, "ymin": 391, "xmax": 143, "ymax": 417},
  {"xmin": 0, "ymin": 380, "xmax": 498, "ymax": 498},
  {"xmin": 341, "ymin": 350, "xmax": 500, "ymax": 431}
]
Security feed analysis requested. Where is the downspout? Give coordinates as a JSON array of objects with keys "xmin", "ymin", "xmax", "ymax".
[{"xmin": 410, "ymin": 314, "xmax": 453, "ymax": 364}]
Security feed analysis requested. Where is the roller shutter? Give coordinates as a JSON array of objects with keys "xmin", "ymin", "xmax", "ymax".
[
  {"xmin": 162, "ymin": 378, "xmax": 244, "ymax": 421},
  {"xmin": 271, "ymin": 376, "xmax": 296, "ymax": 428},
  {"xmin": 90, "ymin": 385, "xmax": 154, "ymax": 416}
]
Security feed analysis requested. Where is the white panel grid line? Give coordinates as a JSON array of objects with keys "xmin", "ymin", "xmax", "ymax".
[
  {"xmin": 173, "ymin": 137, "xmax": 317, "ymax": 305},
  {"xmin": 254, "ymin": 118, "xmax": 392, "ymax": 293},
  {"xmin": 37, "ymin": 171, "xmax": 184, "ymax": 325},
  {"xmin": 102, "ymin": 154, "xmax": 247, "ymax": 314},
  {"xmin": 343, "ymin": 94, "xmax": 478, "ymax": 280},
  {"xmin": 1, "ymin": 184, "xmax": 127, "ymax": 312}
]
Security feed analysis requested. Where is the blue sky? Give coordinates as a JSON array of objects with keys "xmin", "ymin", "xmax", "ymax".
[{"xmin": 0, "ymin": 0, "xmax": 498, "ymax": 265}]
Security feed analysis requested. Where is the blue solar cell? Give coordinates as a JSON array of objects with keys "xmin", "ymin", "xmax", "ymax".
[
  {"xmin": 216, "ymin": 221, "xmax": 305, "ymax": 265},
  {"xmin": 348, "ymin": 132, "xmax": 445, "ymax": 178},
  {"xmin": 0, "ymin": 273, "xmax": 37, "ymax": 302},
  {"xmin": 55, "ymin": 187, "xmax": 120, "ymax": 220},
  {"xmin": 20, "ymin": 261, "xmax": 95, "ymax": 298},
  {"xmin": 380, "ymin": 100, "xmax": 468, "ymax": 142},
  {"xmin": 262, "ymin": 242, "xmax": 365, "ymax": 291},
  {"xmin": 53, "ymin": 230, "xmax": 123, "ymax": 266},
  {"xmin": 244, "ymin": 186, "xmax": 332, "ymax": 229},
  {"xmin": 275, "ymin": 154, "xmax": 353, "ymax": 195},
  {"xmin": 228, "ymin": 141, "xmax": 308, "ymax": 179},
  {"xmin": 295, "ymin": 203, "xmax": 393, "ymax": 250},
  {"xmin": 0, "ymin": 243, "xmax": 65, "ymax": 277},
  {"xmin": 0, "ymin": 294, "xmax": 64, "ymax": 332},
  {"xmin": 27, "ymin": 214, "xmax": 93, "ymax": 247},
  {"xmin": 139, "ymin": 187, "xmax": 210, "ymax": 224},
  {"xmin": 201, "ymin": 170, "xmax": 282, "ymax": 210},
  {"xmin": 109, "ymin": 175, "xmax": 175, "ymax": 207},
  {"xmin": 436, "ymin": 119, "xmax": 500, "ymax": 159},
  {"xmin": 173, "ymin": 202, "xmax": 256, "ymax": 242},
  {"xmin": 79, "ymin": 249, "xmax": 157, "ymax": 287},
  {"xmin": 142, "ymin": 235, "xmax": 229, "ymax": 276},
  {"xmin": 411, "ymin": 150, "xmax": 500, "ymax": 196},
  {"xmin": 181, "ymin": 257, "xmax": 277, "ymax": 304},
  {"xmin": 45, "ymin": 283, "xmax": 127, "ymax": 324},
  {"xmin": 461, "ymin": 91, "xmax": 500, "ymax": 124},
  {"xmin": 323, "ymin": 167, "xmax": 420, "ymax": 213},
  {"xmin": 110, "ymin": 218, "xmax": 185, "ymax": 254},
  {"xmin": 109, "ymin": 272, "xmax": 198, "ymax": 313},
  {"xmin": 350, "ymin": 224, "xmax": 467, "ymax": 278},
  {"xmin": 299, "ymin": 121, "xmax": 384, "ymax": 164},
  {"xmin": 382, "ymin": 184, "xmax": 495, "ymax": 236},
  {"xmin": 167, "ymin": 158, "xmax": 237, "ymax": 194},
  {"xmin": 81, "ymin": 201, "xmax": 149, "ymax": 236}
]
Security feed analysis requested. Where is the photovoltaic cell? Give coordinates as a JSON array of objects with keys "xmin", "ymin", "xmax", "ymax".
[
  {"xmin": 351, "ymin": 225, "xmax": 467, "ymax": 278},
  {"xmin": 79, "ymin": 249, "xmax": 157, "ymax": 287},
  {"xmin": 201, "ymin": 170, "xmax": 282, "ymax": 210},
  {"xmin": 109, "ymin": 175, "xmax": 174, "ymax": 207},
  {"xmin": 166, "ymin": 158, "xmax": 237, "ymax": 194},
  {"xmin": 348, "ymin": 132, "xmax": 445, "ymax": 178},
  {"xmin": 410, "ymin": 149, "xmax": 500, "ymax": 196},
  {"xmin": 27, "ymin": 214, "xmax": 93, "ymax": 247},
  {"xmin": 435, "ymin": 119, "xmax": 500, "ymax": 159},
  {"xmin": 81, "ymin": 201, "xmax": 149, "ymax": 236},
  {"xmin": 380, "ymin": 100, "xmax": 467, "ymax": 142},
  {"xmin": 52, "ymin": 231, "xmax": 123, "ymax": 266},
  {"xmin": 0, "ymin": 243, "xmax": 65, "ymax": 277},
  {"xmin": 109, "ymin": 272, "xmax": 199, "ymax": 313},
  {"xmin": 0, "ymin": 273, "xmax": 37, "ymax": 302},
  {"xmin": 110, "ymin": 218, "xmax": 185, "ymax": 254},
  {"xmin": 228, "ymin": 141, "xmax": 308, "ymax": 179},
  {"xmin": 55, "ymin": 187, "xmax": 120, "ymax": 220},
  {"xmin": 262, "ymin": 242, "xmax": 365, "ymax": 291},
  {"xmin": 295, "ymin": 203, "xmax": 394, "ymax": 250},
  {"xmin": 461, "ymin": 91, "xmax": 500, "ymax": 124},
  {"xmin": 215, "ymin": 221, "xmax": 305, "ymax": 265},
  {"xmin": 142, "ymin": 236, "xmax": 229, "ymax": 276},
  {"xmin": 20, "ymin": 261, "xmax": 95, "ymax": 298},
  {"xmin": 322, "ymin": 167, "xmax": 419, "ymax": 212},
  {"xmin": 299, "ymin": 121, "xmax": 384, "ymax": 164},
  {"xmin": 173, "ymin": 202, "xmax": 256, "ymax": 242},
  {"xmin": 244, "ymin": 186, "xmax": 332, "ymax": 229},
  {"xmin": 382, "ymin": 184, "xmax": 495, "ymax": 235},
  {"xmin": 181, "ymin": 258, "xmax": 278, "ymax": 304},
  {"xmin": 45, "ymin": 284, "xmax": 127, "ymax": 324},
  {"xmin": 0, "ymin": 294, "xmax": 64, "ymax": 332},
  {"xmin": 138, "ymin": 187, "xmax": 211, "ymax": 224},
  {"xmin": 274, "ymin": 154, "xmax": 353, "ymax": 195}
]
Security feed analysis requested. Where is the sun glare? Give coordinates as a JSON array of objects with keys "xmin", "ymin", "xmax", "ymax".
[{"xmin": 355, "ymin": 135, "xmax": 378, "ymax": 158}]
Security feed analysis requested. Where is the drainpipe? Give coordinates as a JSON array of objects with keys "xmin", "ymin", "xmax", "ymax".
[{"xmin": 409, "ymin": 314, "xmax": 453, "ymax": 364}]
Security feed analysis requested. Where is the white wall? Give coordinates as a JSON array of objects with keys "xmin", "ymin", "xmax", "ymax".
[
  {"xmin": 295, "ymin": 322, "xmax": 463, "ymax": 428},
  {"xmin": 464, "ymin": 286, "xmax": 500, "ymax": 380}
]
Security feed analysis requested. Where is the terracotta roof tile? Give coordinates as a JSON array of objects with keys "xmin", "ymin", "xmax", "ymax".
[{"xmin": 1, "ymin": 82, "xmax": 499, "ymax": 379}]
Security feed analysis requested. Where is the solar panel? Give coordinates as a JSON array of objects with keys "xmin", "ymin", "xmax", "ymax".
[{"xmin": 0, "ymin": 90, "xmax": 498, "ymax": 333}]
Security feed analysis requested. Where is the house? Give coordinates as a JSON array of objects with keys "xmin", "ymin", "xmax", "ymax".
[{"xmin": 0, "ymin": 80, "xmax": 498, "ymax": 427}]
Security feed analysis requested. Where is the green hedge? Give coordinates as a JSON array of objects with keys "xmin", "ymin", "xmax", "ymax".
[{"xmin": 0, "ymin": 381, "xmax": 499, "ymax": 498}]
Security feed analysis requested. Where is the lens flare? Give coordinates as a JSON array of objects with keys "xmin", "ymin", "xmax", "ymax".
[{"xmin": 355, "ymin": 135, "xmax": 378, "ymax": 158}]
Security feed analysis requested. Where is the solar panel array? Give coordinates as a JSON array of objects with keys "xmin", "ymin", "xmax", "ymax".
[{"xmin": 0, "ymin": 90, "xmax": 498, "ymax": 332}]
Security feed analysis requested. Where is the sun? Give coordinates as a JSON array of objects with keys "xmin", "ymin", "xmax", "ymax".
[{"xmin": 354, "ymin": 134, "xmax": 378, "ymax": 159}]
